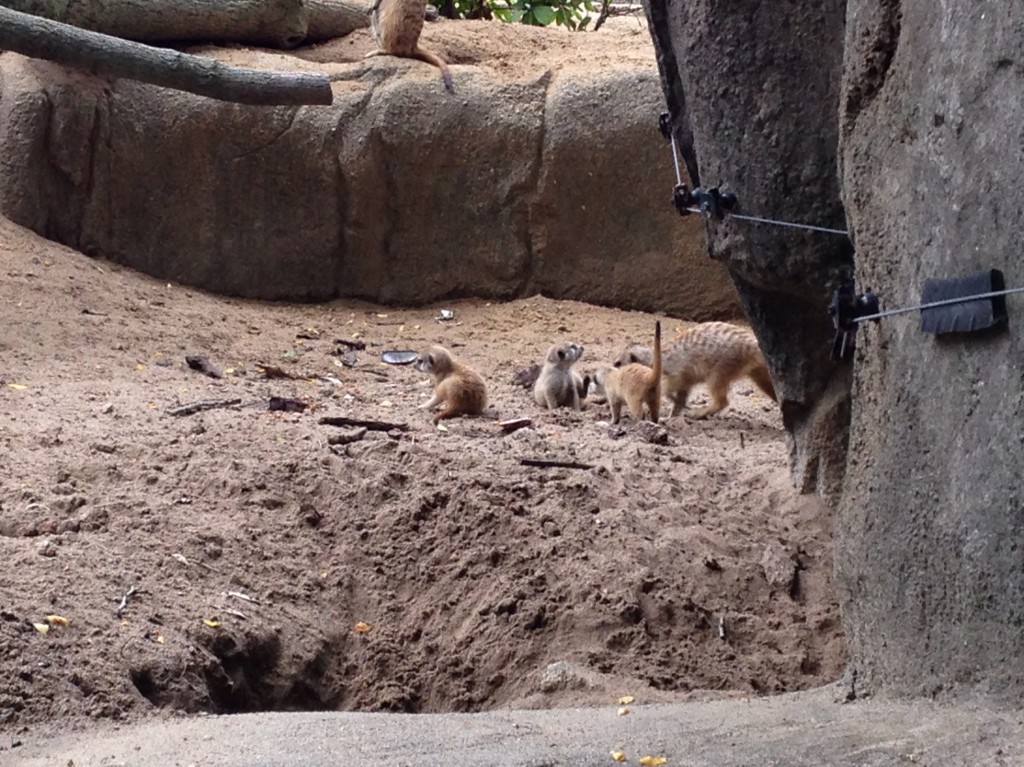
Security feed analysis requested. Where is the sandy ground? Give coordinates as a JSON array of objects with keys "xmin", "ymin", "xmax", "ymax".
[{"xmin": 0, "ymin": 209, "xmax": 844, "ymax": 743}]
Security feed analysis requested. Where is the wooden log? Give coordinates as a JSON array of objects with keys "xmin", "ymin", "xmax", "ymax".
[
  {"xmin": 305, "ymin": 0, "xmax": 370, "ymax": 41},
  {"xmin": 0, "ymin": 0, "xmax": 369, "ymax": 47},
  {"xmin": 0, "ymin": 6, "xmax": 334, "ymax": 105}
]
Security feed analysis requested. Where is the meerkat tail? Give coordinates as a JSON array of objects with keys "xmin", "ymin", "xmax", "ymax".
[{"xmin": 412, "ymin": 47, "xmax": 454, "ymax": 92}]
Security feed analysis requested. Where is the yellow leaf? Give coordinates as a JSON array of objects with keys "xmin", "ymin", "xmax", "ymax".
[
  {"xmin": 354, "ymin": 621, "xmax": 371, "ymax": 633},
  {"xmin": 203, "ymin": 618, "xmax": 221, "ymax": 629},
  {"xmin": 224, "ymin": 368, "xmax": 235, "ymax": 375},
  {"xmin": 617, "ymin": 707, "xmax": 630, "ymax": 716},
  {"xmin": 610, "ymin": 751, "xmax": 627, "ymax": 762},
  {"xmin": 639, "ymin": 757, "xmax": 667, "ymax": 766},
  {"xmin": 380, "ymin": 399, "xmax": 393, "ymax": 407},
  {"xmin": 135, "ymin": 363, "xmax": 145, "ymax": 371},
  {"xmin": 44, "ymin": 614, "xmax": 70, "ymax": 627},
  {"xmin": 33, "ymin": 622, "xmax": 50, "ymax": 634},
  {"xmin": 156, "ymin": 634, "xmax": 166, "ymax": 645},
  {"xmin": 617, "ymin": 695, "xmax": 635, "ymax": 705},
  {"xmin": 8, "ymin": 383, "xmax": 27, "ymax": 390}
]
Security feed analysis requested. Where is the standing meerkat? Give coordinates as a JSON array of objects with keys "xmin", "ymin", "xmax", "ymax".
[
  {"xmin": 533, "ymin": 342, "xmax": 586, "ymax": 410},
  {"xmin": 414, "ymin": 345, "xmax": 487, "ymax": 423},
  {"xmin": 366, "ymin": 0, "xmax": 454, "ymax": 92},
  {"xmin": 615, "ymin": 321, "xmax": 775, "ymax": 419},
  {"xmin": 595, "ymin": 322, "xmax": 662, "ymax": 424}
]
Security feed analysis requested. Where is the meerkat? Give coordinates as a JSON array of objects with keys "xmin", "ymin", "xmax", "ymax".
[
  {"xmin": 594, "ymin": 321, "xmax": 662, "ymax": 424},
  {"xmin": 533, "ymin": 342, "xmax": 586, "ymax": 410},
  {"xmin": 615, "ymin": 321, "xmax": 775, "ymax": 419},
  {"xmin": 366, "ymin": 0, "xmax": 454, "ymax": 92},
  {"xmin": 414, "ymin": 345, "xmax": 486, "ymax": 423}
]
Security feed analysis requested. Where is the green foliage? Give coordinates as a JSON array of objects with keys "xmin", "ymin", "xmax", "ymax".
[{"xmin": 441, "ymin": 0, "xmax": 595, "ymax": 31}]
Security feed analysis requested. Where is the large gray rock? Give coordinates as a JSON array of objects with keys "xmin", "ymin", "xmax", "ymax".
[
  {"xmin": 837, "ymin": 0, "xmax": 1024, "ymax": 701},
  {"xmin": 0, "ymin": 30, "xmax": 738, "ymax": 320},
  {"xmin": 641, "ymin": 1, "xmax": 853, "ymax": 501}
]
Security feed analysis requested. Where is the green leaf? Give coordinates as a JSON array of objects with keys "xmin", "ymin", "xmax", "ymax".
[{"xmin": 531, "ymin": 4, "xmax": 556, "ymax": 24}]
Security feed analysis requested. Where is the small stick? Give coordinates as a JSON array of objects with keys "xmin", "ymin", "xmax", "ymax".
[
  {"xmin": 520, "ymin": 458, "xmax": 594, "ymax": 470},
  {"xmin": 116, "ymin": 585, "xmax": 138, "ymax": 617},
  {"xmin": 223, "ymin": 608, "xmax": 249, "ymax": 620},
  {"xmin": 226, "ymin": 590, "xmax": 260, "ymax": 605},
  {"xmin": 352, "ymin": 368, "xmax": 389, "ymax": 381},
  {"xmin": 740, "ymin": 432, "xmax": 746, "ymax": 450},
  {"xmin": 718, "ymin": 614, "xmax": 726, "ymax": 640},
  {"xmin": 319, "ymin": 416, "xmax": 409, "ymax": 432},
  {"xmin": 167, "ymin": 398, "xmax": 241, "ymax": 417}
]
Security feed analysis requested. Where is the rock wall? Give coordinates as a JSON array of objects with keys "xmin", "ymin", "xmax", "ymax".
[
  {"xmin": 640, "ymin": 0, "xmax": 853, "ymax": 501},
  {"xmin": 0, "ymin": 35, "xmax": 739, "ymax": 320},
  {"xmin": 837, "ymin": 0, "xmax": 1024, "ymax": 700}
]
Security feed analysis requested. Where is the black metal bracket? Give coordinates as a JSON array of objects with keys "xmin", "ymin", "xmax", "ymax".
[
  {"xmin": 658, "ymin": 111, "xmax": 673, "ymax": 141},
  {"xmin": 828, "ymin": 282, "xmax": 879, "ymax": 361},
  {"xmin": 671, "ymin": 183, "xmax": 738, "ymax": 220}
]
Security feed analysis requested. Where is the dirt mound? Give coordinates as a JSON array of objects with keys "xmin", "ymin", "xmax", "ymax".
[{"xmin": 0, "ymin": 216, "xmax": 844, "ymax": 734}]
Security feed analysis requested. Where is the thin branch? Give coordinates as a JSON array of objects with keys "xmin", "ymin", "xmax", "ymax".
[{"xmin": 0, "ymin": 6, "xmax": 333, "ymax": 106}]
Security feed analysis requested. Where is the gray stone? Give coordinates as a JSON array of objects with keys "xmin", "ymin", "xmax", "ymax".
[
  {"xmin": 836, "ymin": 0, "xmax": 1024, "ymax": 702},
  {"xmin": 539, "ymin": 660, "xmax": 597, "ymax": 693},
  {"xmin": 760, "ymin": 542, "xmax": 796, "ymax": 594},
  {"xmin": 641, "ymin": 0, "xmax": 852, "ymax": 502}
]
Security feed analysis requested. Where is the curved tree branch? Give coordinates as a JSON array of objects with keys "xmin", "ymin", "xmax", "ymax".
[{"xmin": 0, "ymin": 5, "xmax": 334, "ymax": 106}]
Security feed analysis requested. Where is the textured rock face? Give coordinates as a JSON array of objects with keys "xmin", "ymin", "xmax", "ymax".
[
  {"xmin": 0, "ymin": 40, "xmax": 738, "ymax": 320},
  {"xmin": 641, "ymin": 0, "xmax": 854, "ymax": 501},
  {"xmin": 837, "ymin": 0, "xmax": 1024, "ymax": 700}
]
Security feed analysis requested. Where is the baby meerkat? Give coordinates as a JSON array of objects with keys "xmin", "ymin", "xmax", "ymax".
[
  {"xmin": 366, "ymin": 0, "xmax": 454, "ymax": 92},
  {"xmin": 414, "ymin": 345, "xmax": 487, "ymax": 423},
  {"xmin": 595, "ymin": 321, "xmax": 662, "ymax": 424},
  {"xmin": 534, "ymin": 342, "xmax": 586, "ymax": 410},
  {"xmin": 616, "ymin": 321, "xmax": 775, "ymax": 419}
]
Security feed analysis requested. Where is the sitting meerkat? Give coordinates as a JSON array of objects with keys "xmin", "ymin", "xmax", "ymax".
[
  {"xmin": 615, "ymin": 321, "xmax": 775, "ymax": 419},
  {"xmin": 594, "ymin": 321, "xmax": 662, "ymax": 424},
  {"xmin": 414, "ymin": 345, "xmax": 487, "ymax": 423},
  {"xmin": 533, "ymin": 342, "xmax": 587, "ymax": 410},
  {"xmin": 366, "ymin": 0, "xmax": 454, "ymax": 92}
]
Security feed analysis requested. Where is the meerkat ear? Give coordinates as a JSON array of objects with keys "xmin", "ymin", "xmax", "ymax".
[
  {"xmin": 557, "ymin": 349, "xmax": 565, "ymax": 360},
  {"xmin": 428, "ymin": 353, "xmax": 435, "ymax": 366}
]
